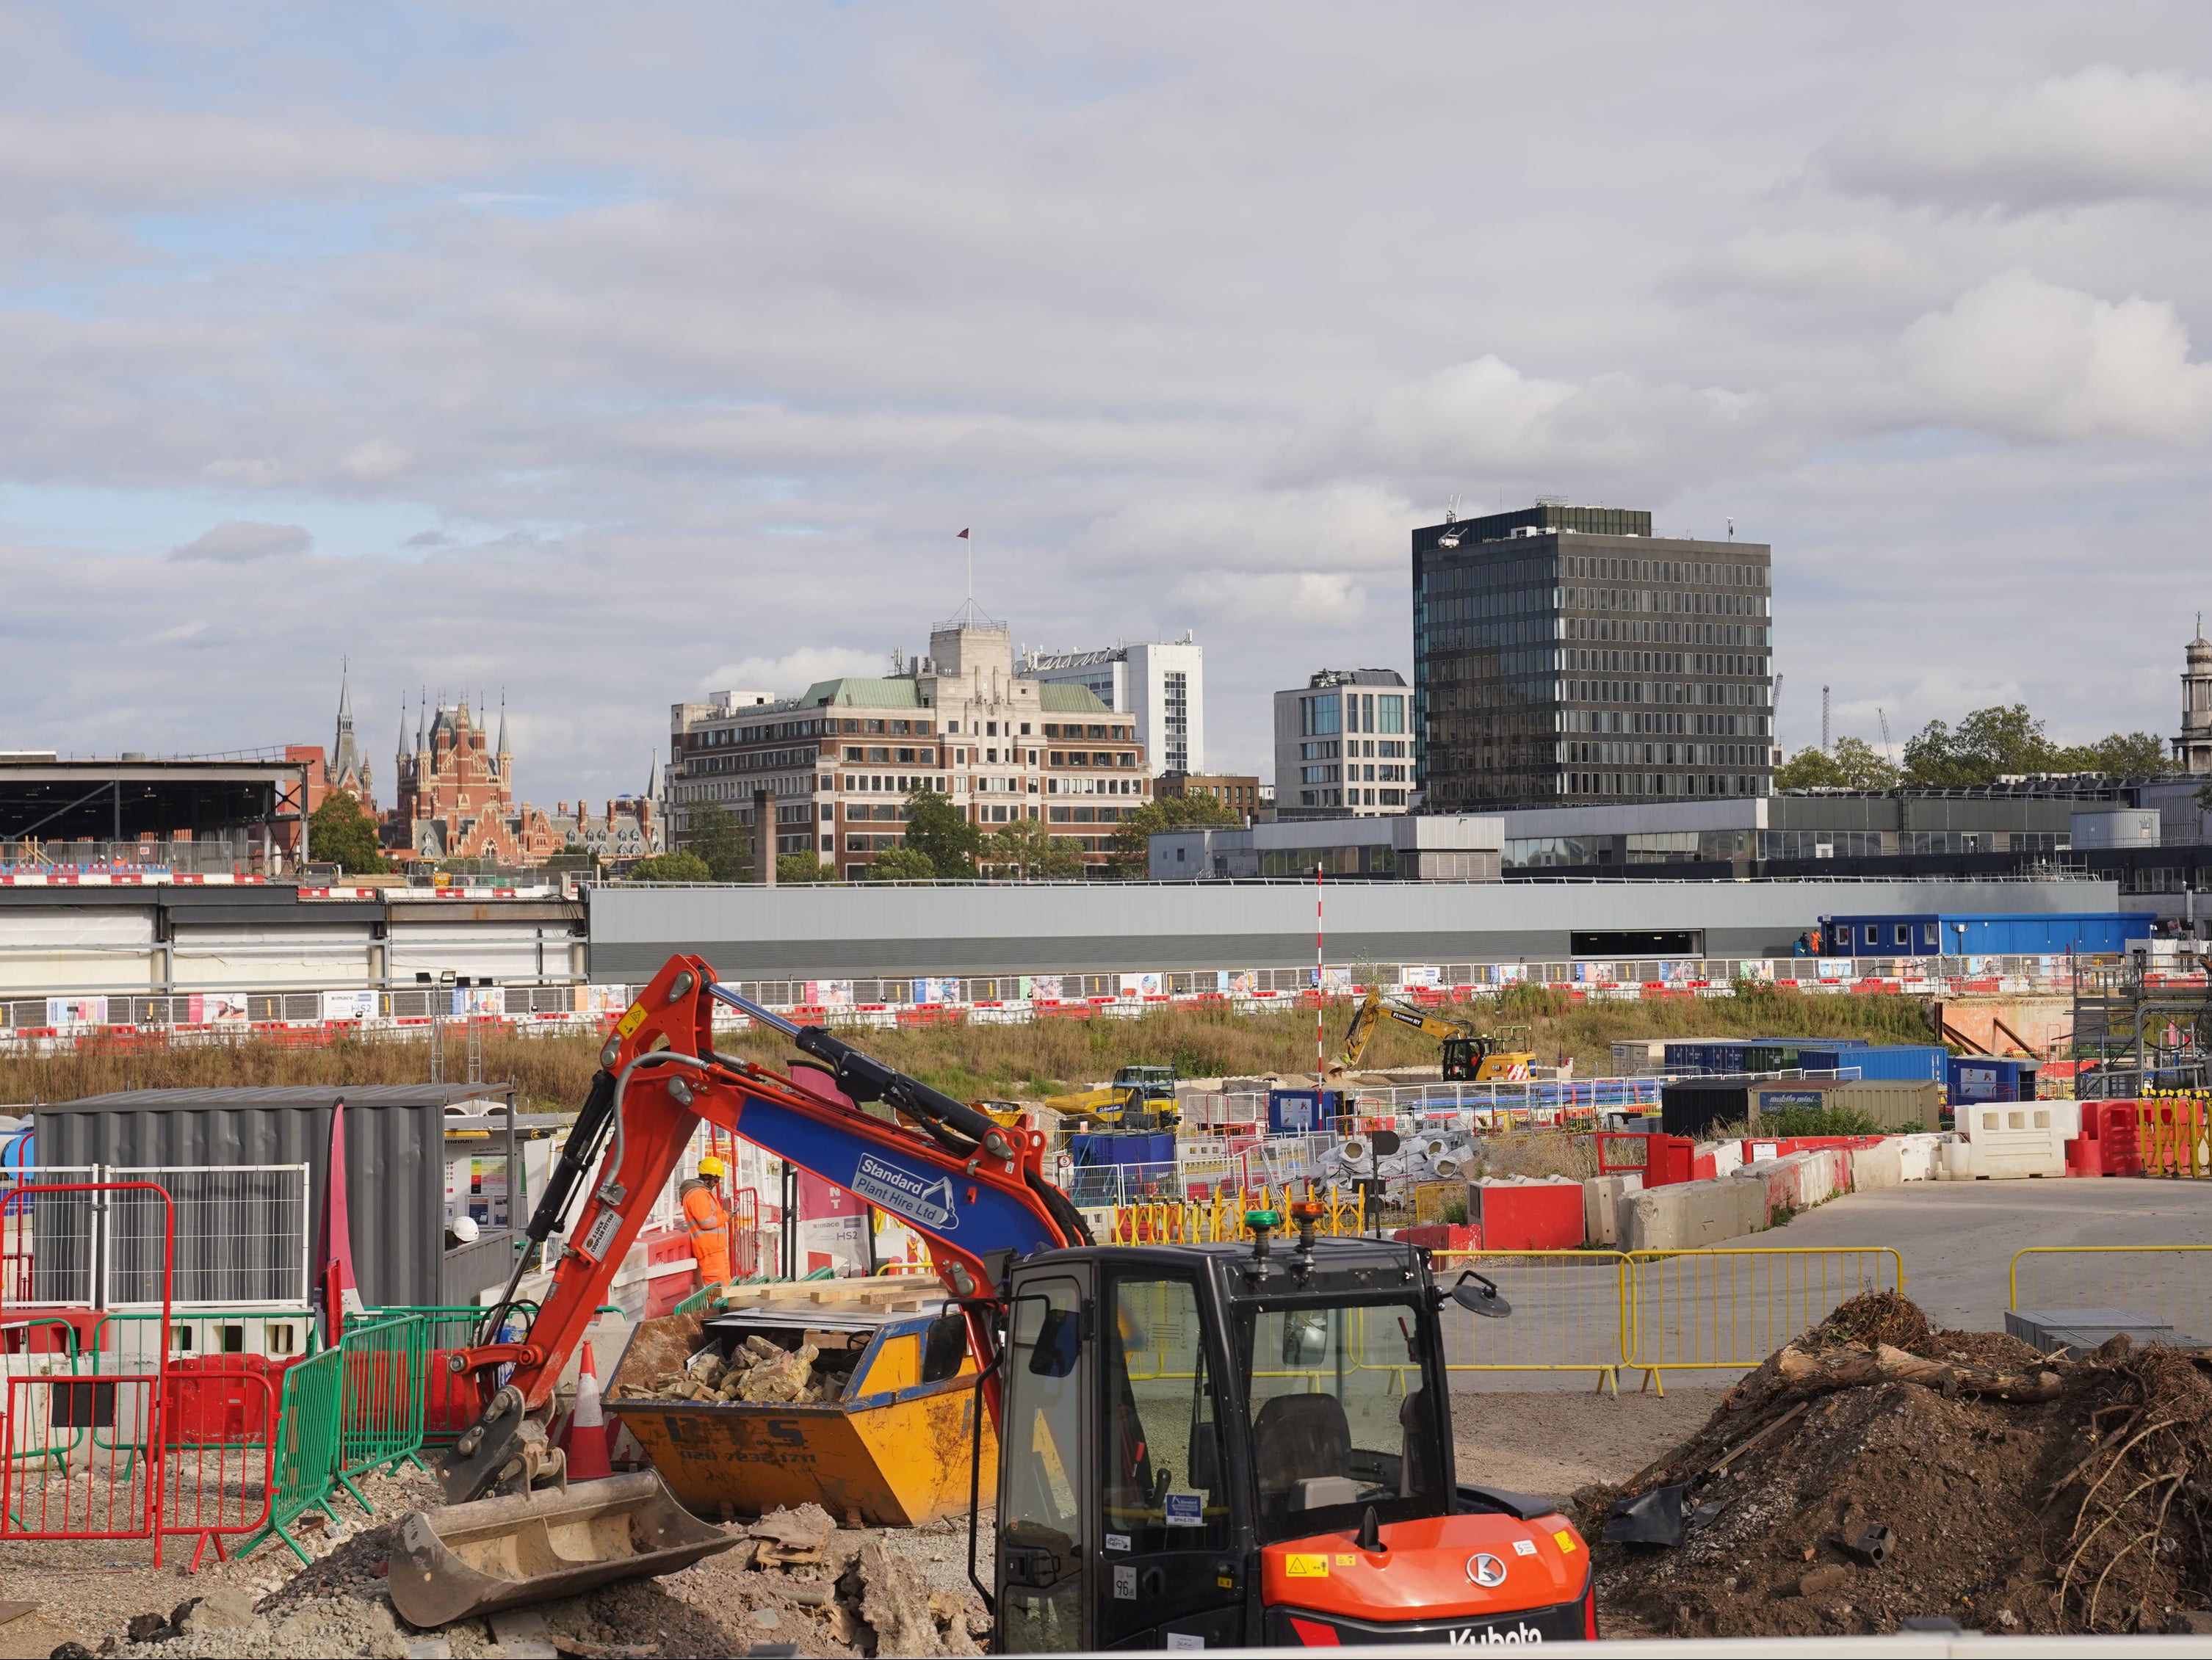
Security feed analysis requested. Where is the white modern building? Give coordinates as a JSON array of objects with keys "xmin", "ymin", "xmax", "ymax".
[
  {"xmin": 1024, "ymin": 636, "xmax": 1203, "ymax": 778},
  {"xmin": 1273, "ymin": 669, "xmax": 1412, "ymax": 819}
]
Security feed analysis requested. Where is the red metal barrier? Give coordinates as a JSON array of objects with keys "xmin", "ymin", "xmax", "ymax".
[
  {"xmin": 0, "ymin": 1182, "xmax": 173, "ymax": 1564},
  {"xmin": 1595, "ymin": 1132, "xmax": 1650, "ymax": 1176},
  {"xmin": 161, "ymin": 1368, "xmax": 278, "ymax": 1571}
]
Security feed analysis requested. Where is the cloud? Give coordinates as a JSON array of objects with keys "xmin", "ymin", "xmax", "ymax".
[
  {"xmin": 341, "ymin": 441, "xmax": 411, "ymax": 482},
  {"xmin": 403, "ymin": 529, "xmax": 452, "ymax": 548},
  {"xmin": 1823, "ymin": 67, "xmax": 2212, "ymax": 211},
  {"xmin": 695, "ymin": 646, "xmax": 889, "ymax": 700},
  {"xmin": 1894, "ymin": 269, "xmax": 2212, "ymax": 443},
  {"xmin": 1287, "ymin": 357, "xmax": 1770, "ymax": 499},
  {"xmin": 1672, "ymin": 228, "xmax": 1926, "ymax": 301},
  {"xmin": 169, "ymin": 521, "xmax": 313, "ymax": 562}
]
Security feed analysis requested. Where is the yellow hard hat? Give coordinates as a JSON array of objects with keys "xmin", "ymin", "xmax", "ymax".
[{"xmin": 698, "ymin": 1156, "xmax": 726, "ymax": 1178}]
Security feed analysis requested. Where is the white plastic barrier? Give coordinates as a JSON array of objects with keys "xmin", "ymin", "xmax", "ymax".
[{"xmin": 1945, "ymin": 1103, "xmax": 2068, "ymax": 1179}]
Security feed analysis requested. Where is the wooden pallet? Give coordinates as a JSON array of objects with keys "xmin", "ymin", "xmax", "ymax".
[{"xmin": 714, "ymin": 1277, "xmax": 941, "ymax": 1314}]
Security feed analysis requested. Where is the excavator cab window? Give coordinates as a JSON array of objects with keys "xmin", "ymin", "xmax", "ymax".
[
  {"xmin": 1095, "ymin": 1271, "xmax": 1240, "ymax": 1651},
  {"xmin": 1238, "ymin": 1299, "xmax": 1447, "ymax": 1543},
  {"xmin": 1000, "ymin": 1272, "xmax": 1093, "ymax": 1652}
]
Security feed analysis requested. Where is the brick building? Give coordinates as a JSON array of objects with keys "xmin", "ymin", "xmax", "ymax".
[
  {"xmin": 669, "ymin": 609, "xmax": 1149, "ymax": 878},
  {"xmin": 389, "ymin": 696, "xmax": 562, "ymax": 864},
  {"xmin": 551, "ymin": 758, "xmax": 663, "ymax": 862}
]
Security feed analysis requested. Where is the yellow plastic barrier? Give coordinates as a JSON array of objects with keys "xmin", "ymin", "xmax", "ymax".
[
  {"xmin": 2009, "ymin": 1245, "xmax": 2212, "ymax": 1343},
  {"xmin": 1431, "ymin": 1250, "xmax": 1630, "ymax": 1394},
  {"xmin": 1105, "ymin": 1184, "xmax": 1367, "ymax": 1247},
  {"xmin": 1623, "ymin": 1247, "xmax": 1904, "ymax": 1395}
]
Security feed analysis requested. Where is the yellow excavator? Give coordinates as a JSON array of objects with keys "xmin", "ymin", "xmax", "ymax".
[{"xmin": 1331, "ymin": 987, "xmax": 1535, "ymax": 1081}]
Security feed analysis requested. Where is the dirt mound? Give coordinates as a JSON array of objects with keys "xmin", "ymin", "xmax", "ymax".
[{"xmin": 1586, "ymin": 1301, "xmax": 2212, "ymax": 1637}]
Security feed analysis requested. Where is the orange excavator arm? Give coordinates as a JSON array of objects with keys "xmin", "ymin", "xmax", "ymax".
[{"xmin": 439, "ymin": 953, "xmax": 1088, "ymax": 1504}]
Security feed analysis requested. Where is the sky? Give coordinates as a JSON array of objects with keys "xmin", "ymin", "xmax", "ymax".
[{"xmin": 5, "ymin": 4, "xmax": 2212, "ymax": 800}]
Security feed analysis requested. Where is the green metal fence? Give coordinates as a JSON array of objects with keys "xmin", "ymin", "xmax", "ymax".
[
  {"xmin": 333, "ymin": 1313, "xmax": 429, "ymax": 1512},
  {"xmin": 237, "ymin": 1347, "xmax": 343, "ymax": 1565}
]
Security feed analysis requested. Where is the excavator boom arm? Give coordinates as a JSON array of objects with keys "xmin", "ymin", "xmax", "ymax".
[{"xmin": 442, "ymin": 954, "xmax": 1082, "ymax": 1502}]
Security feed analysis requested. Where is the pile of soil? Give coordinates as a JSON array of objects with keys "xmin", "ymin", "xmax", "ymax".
[{"xmin": 1584, "ymin": 1293, "xmax": 2212, "ymax": 1638}]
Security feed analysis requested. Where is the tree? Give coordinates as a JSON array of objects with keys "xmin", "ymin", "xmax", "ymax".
[
  {"xmin": 1774, "ymin": 736, "xmax": 1896, "ymax": 792},
  {"xmin": 2050, "ymin": 731, "xmax": 2172, "ymax": 778},
  {"xmin": 626, "ymin": 850, "xmax": 710, "ymax": 882},
  {"xmin": 983, "ymin": 816, "xmax": 1085, "ymax": 880},
  {"xmin": 681, "ymin": 800, "xmax": 753, "ymax": 882},
  {"xmin": 901, "ymin": 787, "xmax": 981, "ymax": 878},
  {"xmin": 776, "ymin": 853, "xmax": 836, "ymax": 884},
  {"xmin": 866, "ymin": 846, "xmax": 938, "ymax": 881},
  {"xmin": 308, "ymin": 791, "xmax": 388, "ymax": 875},
  {"xmin": 1107, "ymin": 792, "xmax": 1244, "ymax": 878},
  {"xmin": 1902, "ymin": 704, "xmax": 2056, "ymax": 786}
]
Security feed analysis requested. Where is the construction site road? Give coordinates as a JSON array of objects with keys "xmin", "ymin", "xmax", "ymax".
[{"xmin": 1769, "ymin": 1174, "xmax": 2212, "ymax": 1330}]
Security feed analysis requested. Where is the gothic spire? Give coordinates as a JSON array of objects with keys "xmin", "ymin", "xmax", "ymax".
[{"xmin": 496, "ymin": 697, "xmax": 510, "ymax": 756}]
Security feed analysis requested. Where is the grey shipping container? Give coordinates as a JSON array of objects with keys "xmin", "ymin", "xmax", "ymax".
[{"xmin": 32, "ymin": 1084, "xmax": 519, "ymax": 1311}]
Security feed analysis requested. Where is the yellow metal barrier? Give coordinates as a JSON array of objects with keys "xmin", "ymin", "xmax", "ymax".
[
  {"xmin": 2137, "ymin": 1093, "xmax": 2209, "ymax": 1178},
  {"xmin": 1105, "ymin": 1184, "xmax": 1367, "ymax": 1247},
  {"xmin": 2008, "ymin": 1245, "xmax": 2212, "ymax": 1341},
  {"xmin": 1624, "ymin": 1247, "xmax": 1904, "ymax": 1395},
  {"xmin": 1431, "ymin": 1250, "xmax": 1629, "ymax": 1394}
]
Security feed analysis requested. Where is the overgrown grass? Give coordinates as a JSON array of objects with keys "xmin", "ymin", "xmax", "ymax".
[{"xmin": 0, "ymin": 987, "xmax": 1943, "ymax": 1111}]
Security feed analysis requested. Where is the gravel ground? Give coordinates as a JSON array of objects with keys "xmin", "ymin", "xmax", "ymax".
[
  {"xmin": 1, "ymin": 1467, "xmax": 994, "ymax": 1660},
  {"xmin": 1453, "ymin": 1388, "xmax": 1727, "ymax": 1507}
]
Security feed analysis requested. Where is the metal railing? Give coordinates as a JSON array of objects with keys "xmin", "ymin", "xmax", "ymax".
[{"xmin": 2009, "ymin": 1246, "xmax": 2212, "ymax": 1343}]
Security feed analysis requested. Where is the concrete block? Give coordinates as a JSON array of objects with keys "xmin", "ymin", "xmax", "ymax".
[
  {"xmin": 1708, "ymin": 1139, "xmax": 1746, "ymax": 1178},
  {"xmin": 1850, "ymin": 1139, "xmax": 1904, "ymax": 1192},
  {"xmin": 1623, "ymin": 1175, "xmax": 1768, "ymax": 1252},
  {"xmin": 1583, "ymin": 1175, "xmax": 1626, "ymax": 1247}
]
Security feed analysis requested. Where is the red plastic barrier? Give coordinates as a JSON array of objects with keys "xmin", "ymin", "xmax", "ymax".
[
  {"xmin": 163, "ymin": 1355, "xmax": 292, "ymax": 1444},
  {"xmin": 1395, "ymin": 1223, "xmax": 1481, "ymax": 1252},
  {"xmin": 1645, "ymin": 1135, "xmax": 1705, "ymax": 1188},
  {"xmin": 2067, "ymin": 1101, "xmax": 2142, "ymax": 1177},
  {"xmin": 1468, "ymin": 1184, "xmax": 1583, "ymax": 1250},
  {"xmin": 1740, "ymin": 1134, "xmax": 1887, "ymax": 1163}
]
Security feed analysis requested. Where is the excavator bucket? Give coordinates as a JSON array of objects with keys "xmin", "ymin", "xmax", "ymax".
[{"xmin": 388, "ymin": 1471, "xmax": 737, "ymax": 1630}]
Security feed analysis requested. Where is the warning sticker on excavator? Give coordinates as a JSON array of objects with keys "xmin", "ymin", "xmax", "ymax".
[
  {"xmin": 1554, "ymin": 1530, "xmax": 1578, "ymax": 1554},
  {"xmin": 579, "ymin": 1207, "xmax": 623, "ymax": 1262},
  {"xmin": 1284, "ymin": 1555, "xmax": 1329, "ymax": 1578},
  {"xmin": 615, "ymin": 1001, "xmax": 649, "ymax": 1038}
]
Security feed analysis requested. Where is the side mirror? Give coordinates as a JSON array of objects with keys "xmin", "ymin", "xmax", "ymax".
[
  {"xmin": 1027, "ymin": 1306, "xmax": 1082, "ymax": 1377},
  {"xmin": 1449, "ymin": 1271, "xmax": 1511, "ymax": 1319}
]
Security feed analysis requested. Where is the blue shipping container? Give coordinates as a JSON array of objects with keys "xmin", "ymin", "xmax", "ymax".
[{"xmin": 1808, "ymin": 1043, "xmax": 1947, "ymax": 1084}]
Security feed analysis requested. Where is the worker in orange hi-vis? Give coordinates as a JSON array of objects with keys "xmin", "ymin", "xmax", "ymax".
[{"xmin": 679, "ymin": 1156, "xmax": 731, "ymax": 1289}]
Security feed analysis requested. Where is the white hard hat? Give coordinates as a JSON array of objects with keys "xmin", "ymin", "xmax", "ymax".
[{"xmin": 450, "ymin": 1214, "xmax": 480, "ymax": 1244}]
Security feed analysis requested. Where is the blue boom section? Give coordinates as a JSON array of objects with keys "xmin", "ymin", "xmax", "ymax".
[{"xmin": 725, "ymin": 1089, "xmax": 1066, "ymax": 1260}]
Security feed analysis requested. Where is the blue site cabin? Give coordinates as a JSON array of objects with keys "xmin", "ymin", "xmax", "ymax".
[{"xmin": 1815, "ymin": 911, "xmax": 2158, "ymax": 957}]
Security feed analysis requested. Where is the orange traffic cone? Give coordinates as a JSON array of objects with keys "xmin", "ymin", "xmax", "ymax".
[{"xmin": 566, "ymin": 1341, "xmax": 613, "ymax": 1482}]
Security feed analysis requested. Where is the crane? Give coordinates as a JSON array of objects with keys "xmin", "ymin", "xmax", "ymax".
[
  {"xmin": 401, "ymin": 953, "xmax": 1594, "ymax": 1648},
  {"xmin": 1330, "ymin": 987, "xmax": 1533, "ymax": 1081}
]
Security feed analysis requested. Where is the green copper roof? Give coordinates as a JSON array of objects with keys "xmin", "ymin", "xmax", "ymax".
[
  {"xmin": 800, "ymin": 678, "xmax": 924, "ymax": 708},
  {"xmin": 1038, "ymin": 683, "xmax": 1112, "ymax": 714}
]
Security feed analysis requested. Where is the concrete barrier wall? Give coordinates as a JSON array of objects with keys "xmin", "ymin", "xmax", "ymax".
[
  {"xmin": 1849, "ymin": 1139, "xmax": 1904, "ymax": 1191},
  {"xmin": 1620, "ymin": 1175, "xmax": 1768, "ymax": 1252}
]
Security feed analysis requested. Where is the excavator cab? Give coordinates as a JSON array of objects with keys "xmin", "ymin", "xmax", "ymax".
[
  {"xmin": 1439, "ymin": 1035, "xmax": 1494, "ymax": 1081},
  {"xmin": 994, "ymin": 1230, "xmax": 1594, "ymax": 1650}
]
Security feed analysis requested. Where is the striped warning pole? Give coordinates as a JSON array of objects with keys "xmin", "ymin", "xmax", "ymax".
[{"xmin": 1315, "ymin": 863, "xmax": 1325, "ymax": 1076}]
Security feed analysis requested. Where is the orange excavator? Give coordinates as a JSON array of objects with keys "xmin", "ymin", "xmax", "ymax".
[{"xmin": 397, "ymin": 954, "xmax": 1594, "ymax": 1648}]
